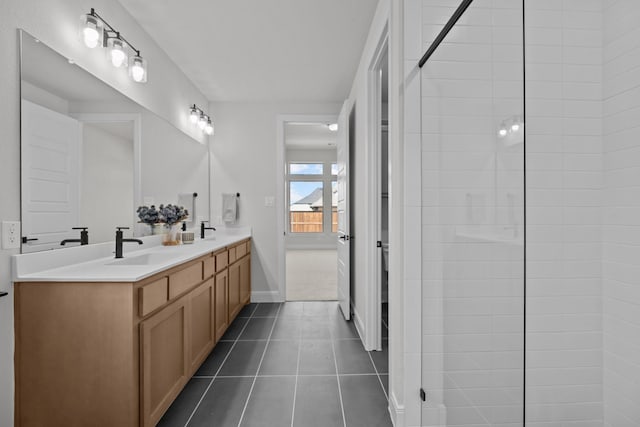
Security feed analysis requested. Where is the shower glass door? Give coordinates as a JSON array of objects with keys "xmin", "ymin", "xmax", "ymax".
[{"xmin": 420, "ymin": 1, "xmax": 525, "ymax": 425}]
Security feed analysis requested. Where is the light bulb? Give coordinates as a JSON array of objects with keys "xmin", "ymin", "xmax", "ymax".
[
  {"xmin": 498, "ymin": 128, "xmax": 507, "ymax": 137},
  {"xmin": 328, "ymin": 123, "xmax": 338, "ymax": 132},
  {"xmin": 511, "ymin": 122, "xmax": 520, "ymax": 132},
  {"xmin": 198, "ymin": 114, "xmax": 207, "ymax": 129},
  {"xmin": 190, "ymin": 106, "xmax": 199, "ymax": 124},
  {"xmin": 131, "ymin": 63, "xmax": 144, "ymax": 81},
  {"xmin": 80, "ymin": 13, "xmax": 103, "ymax": 49},
  {"xmin": 108, "ymin": 37, "xmax": 127, "ymax": 68},
  {"xmin": 205, "ymin": 119, "xmax": 214, "ymax": 135},
  {"xmin": 129, "ymin": 55, "xmax": 147, "ymax": 83},
  {"xmin": 83, "ymin": 24, "xmax": 100, "ymax": 48}
]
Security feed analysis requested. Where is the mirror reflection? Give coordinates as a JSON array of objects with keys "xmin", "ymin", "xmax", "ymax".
[{"xmin": 19, "ymin": 29, "xmax": 210, "ymax": 253}]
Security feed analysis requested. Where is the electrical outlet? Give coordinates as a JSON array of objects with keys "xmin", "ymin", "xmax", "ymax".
[{"xmin": 2, "ymin": 221, "xmax": 21, "ymax": 249}]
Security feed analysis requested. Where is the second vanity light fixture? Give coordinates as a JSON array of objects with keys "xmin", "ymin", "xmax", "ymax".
[
  {"xmin": 189, "ymin": 105, "xmax": 214, "ymax": 135},
  {"xmin": 80, "ymin": 8, "xmax": 148, "ymax": 83},
  {"xmin": 497, "ymin": 115, "xmax": 523, "ymax": 138}
]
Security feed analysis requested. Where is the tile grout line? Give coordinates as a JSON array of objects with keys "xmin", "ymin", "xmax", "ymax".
[
  {"xmin": 183, "ymin": 304, "xmax": 257, "ymax": 427},
  {"xmin": 367, "ymin": 350, "xmax": 389, "ymax": 401},
  {"xmin": 289, "ymin": 308, "xmax": 303, "ymax": 427},
  {"xmin": 236, "ymin": 303, "xmax": 283, "ymax": 427},
  {"xmin": 329, "ymin": 310, "xmax": 348, "ymax": 427}
]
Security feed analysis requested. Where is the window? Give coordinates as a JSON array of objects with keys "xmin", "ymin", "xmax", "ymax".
[
  {"xmin": 289, "ymin": 181, "xmax": 323, "ymax": 233},
  {"xmin": 289, "ymin": 163, "xmax": 323, "ymax": 175},
  {"xmin": 287, "ymin": 160, "xmax": 337, "ymax": 234}
]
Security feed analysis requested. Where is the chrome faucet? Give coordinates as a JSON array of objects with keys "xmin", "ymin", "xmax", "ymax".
[
  {"xmin": 61, "ymin": 227, "xmax": 89, "ymax": 246},
  {"xmin": 200, "ymin": 221, "xmax": 216, "ymax": 239},
  {"xmin": 115, "ymin": 227, "xmax": 143, "ymax": 258}
]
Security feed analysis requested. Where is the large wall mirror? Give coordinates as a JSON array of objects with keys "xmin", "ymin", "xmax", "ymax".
[{"xmin": 19, "ymin": 29, "xmax": 210, "ymax": 253}]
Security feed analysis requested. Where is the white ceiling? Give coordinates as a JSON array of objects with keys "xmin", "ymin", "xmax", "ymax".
[
  {"xmin": 285, "ymin": 122, "xmax": 337, "ymax": 150},
  {"xmin": 117, "ymin": 0, "xmax": 380, "ymax": 102}
]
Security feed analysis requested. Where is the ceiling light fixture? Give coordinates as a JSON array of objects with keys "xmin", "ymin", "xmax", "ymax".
[
  {"xmin": 189, "ymin": 104, "xmax": 215, "ymax": 136},
  {"xmin": 80, "ymin": 8, "xmax": 147, "ymax": 83},
  {"xmin": 328, "ymin": 123, "xmax": 338, "ymax": 132}
]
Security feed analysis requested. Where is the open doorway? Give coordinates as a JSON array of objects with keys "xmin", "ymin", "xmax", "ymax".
[{"xmin": 283, "ymin": 120, "xmax": 339, "ymax": 301}]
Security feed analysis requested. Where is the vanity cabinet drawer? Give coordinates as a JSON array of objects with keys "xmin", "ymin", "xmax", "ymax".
[
  {"xmin": 169, "ymin": 261, "xmax": 203, "ymax": 299},
  {"xmin": 235, "ymin": 242, "xmax": 247, "ymax": 259},
  {"xmin": 229, "ymin": 241, "xmax": 248, "ymax": 264},
  {"xmin": 139, "ymin": 277, "xmax": 169, "ymax": 317},
  {"xmin": 215, "ymin": 250, "xmax": 228, "ymax": 273},
  {"xmin": 203, "ymin": 255, "xmax": 215, "ymax": 278}
]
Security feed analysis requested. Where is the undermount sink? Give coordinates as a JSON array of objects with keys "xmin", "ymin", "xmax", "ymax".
[{"xmin": 106, "ymin": 252, "xmax": 177, "ymax": 266}]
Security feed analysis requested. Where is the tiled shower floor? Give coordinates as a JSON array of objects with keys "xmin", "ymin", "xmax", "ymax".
[{"xmin": 158, "ymin": 301, "xmax": 391, "ymax": 427}]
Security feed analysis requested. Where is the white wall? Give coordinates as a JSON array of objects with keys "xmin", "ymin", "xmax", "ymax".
[
  {"xmin": 81, "ymin": 124, "xmax": 134, "ymax": 243},
  {"xmin": 603, "ymin": 1, "xmax": 640, "ymax": 425},
  {"xmin": 208, "ymin": 102, "xmax": 340, "ymax": 302},
  {"xmin": 0, "ymin": 1, "xmax": 208, "ymax": 425},
  {"xmin": 71, "ymin": 100, "xmax": 211, "ymax": 233}
]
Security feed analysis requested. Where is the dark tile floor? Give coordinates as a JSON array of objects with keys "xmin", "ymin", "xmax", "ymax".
[{"xmin": 158, "ymin": 301, "xmax": 391, "ymax": 427}]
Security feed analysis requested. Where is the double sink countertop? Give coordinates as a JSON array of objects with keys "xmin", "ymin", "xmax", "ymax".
[{"xmin": 12, "ymin": 227, "xmax": 251, "ymax": 283}]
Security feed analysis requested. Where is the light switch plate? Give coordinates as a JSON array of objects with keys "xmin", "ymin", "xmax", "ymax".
[
  {"xmin": 264, "ymin": 196, "xmax": 275, "ymax": 207},
  {"xmin": 2, "ymin": 221, "xmax": 21, "ymax": 249}
]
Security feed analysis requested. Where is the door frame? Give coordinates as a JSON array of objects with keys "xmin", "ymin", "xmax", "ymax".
[
  {"xmin": 276, "ymin": 114, "xmax": 339, "ymax": 302},
  {"xmin": 364, "ymin": 28, "xmax": 389, "ymax": 352}
]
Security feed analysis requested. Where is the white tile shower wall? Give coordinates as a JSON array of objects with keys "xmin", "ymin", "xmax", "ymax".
[
  {"xmin": 421, "ymin": 0, "xmax": 525, "ymax": 425},
  {"xmin": 525, "ymin": 1, "xmax": 603, "ymax": 426},
  {"xmin": 603, "ymin": 1, "xmax": 640, "ymax": 426}
]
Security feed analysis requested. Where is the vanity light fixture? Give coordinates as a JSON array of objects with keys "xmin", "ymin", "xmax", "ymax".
[
  {"xmin": 189, "ymin": 104, "xmax": 215, "ymax": 136},
  {"xmin": 189, "ymin": 105, "xmax": 200, "ymax": 124},
  {"xmin": 107, "ymin": 33, "xmax": 127, "ymax": 68},
  {"xmin": 80, "ymin": 8, "xmax": 147, "ymax": 83},
  {"xmin": 204, "ymin": 118, "xmax": 214, "ymax": 135}
]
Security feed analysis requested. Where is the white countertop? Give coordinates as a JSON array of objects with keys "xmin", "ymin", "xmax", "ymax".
[{"xmin": 12, "ymin": 227, "xmax": 251, "ymax": 283}]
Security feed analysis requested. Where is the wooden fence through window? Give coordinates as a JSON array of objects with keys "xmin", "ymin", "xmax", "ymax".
[{"xmin": 290, "ymin": 212, "xmax": 338, "ymax": 233}]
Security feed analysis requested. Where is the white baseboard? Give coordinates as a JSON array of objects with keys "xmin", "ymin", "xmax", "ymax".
[
  {"xmin": 389, "ymin": 391, "xmax": 404, "ymax": 427},
  {"xmin": 352, "ymin": 305, "xmax": 366, "ymax": 344},
  {"xmin": 250, "ymin": 291, "xmax": 282, "ymax": 303}
]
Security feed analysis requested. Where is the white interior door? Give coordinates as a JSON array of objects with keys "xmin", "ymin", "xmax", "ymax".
[
  {"xmin": 21, "ymin": 100, "xmax": 81, "ymax": 253},
  {"xmin": 336, "ymin": 101, "xmax": 351, "ymax": 320}
]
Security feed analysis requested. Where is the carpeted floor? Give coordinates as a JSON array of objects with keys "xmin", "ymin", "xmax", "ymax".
[{"xmin": 286, "ymin": 249, "xmax": 337, "ymax": 301}]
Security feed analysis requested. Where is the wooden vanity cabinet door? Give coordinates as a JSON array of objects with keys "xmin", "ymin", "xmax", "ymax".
[
  {"xmin": 214, "ymin": 269, "xmax": 229, "ymax": 342},
  {"xmin": 239, "ymin": 254, "xmax": 251, "ymax": 305},
  {"xmin": 140, "ymin": 298, "xmax": 189, "ymax": 427},
  {"xmin": 228, "ymin": 261, "xmax": 241, "ymax": 322},
  {"xmin": 188, "ymin": 278, "xmax": 215, "ymax": 374}
]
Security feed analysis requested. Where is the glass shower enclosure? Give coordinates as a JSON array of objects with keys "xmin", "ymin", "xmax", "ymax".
[{"xmin": 419, "ymin": 0, "xmax": 605, "ymax": 426}]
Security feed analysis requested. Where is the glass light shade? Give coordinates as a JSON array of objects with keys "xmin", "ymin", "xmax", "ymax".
[
  {"xmin": 511, "ymin": 122, "xmax": 520, "ymax": 132},
  {"xmin": 498, "ymin": 127, "xmax": 508, "ymax": 137},
  {"xmin": 129, "ymin": 55, "xmax": 147, "ymax": 83},
  {"xmin": 198, "ymin": 113, "xmax": 207, "ymax": 129},
  {"xmin": 190, "ymin": 106, "xmax": 199, "ymax": 124},
  {"xmin": 79, "ymin": 13, "xmax": 103, "ymax": 49},
  {"xmin": 107, "ymin": 36, "xmax": 128, "ymax": 68},
  {"xmin": 328, "ymin": 123, "xmax": 338, "ymax": 132},
  {"xmin": 204, "ymin": 119, "xmax": 214, "ymax": 135}
]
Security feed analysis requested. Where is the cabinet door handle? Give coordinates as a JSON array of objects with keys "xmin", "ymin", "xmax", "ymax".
[{"xmin": 22, "ymin": 237, "xmax": 38, "ymax": 244}]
